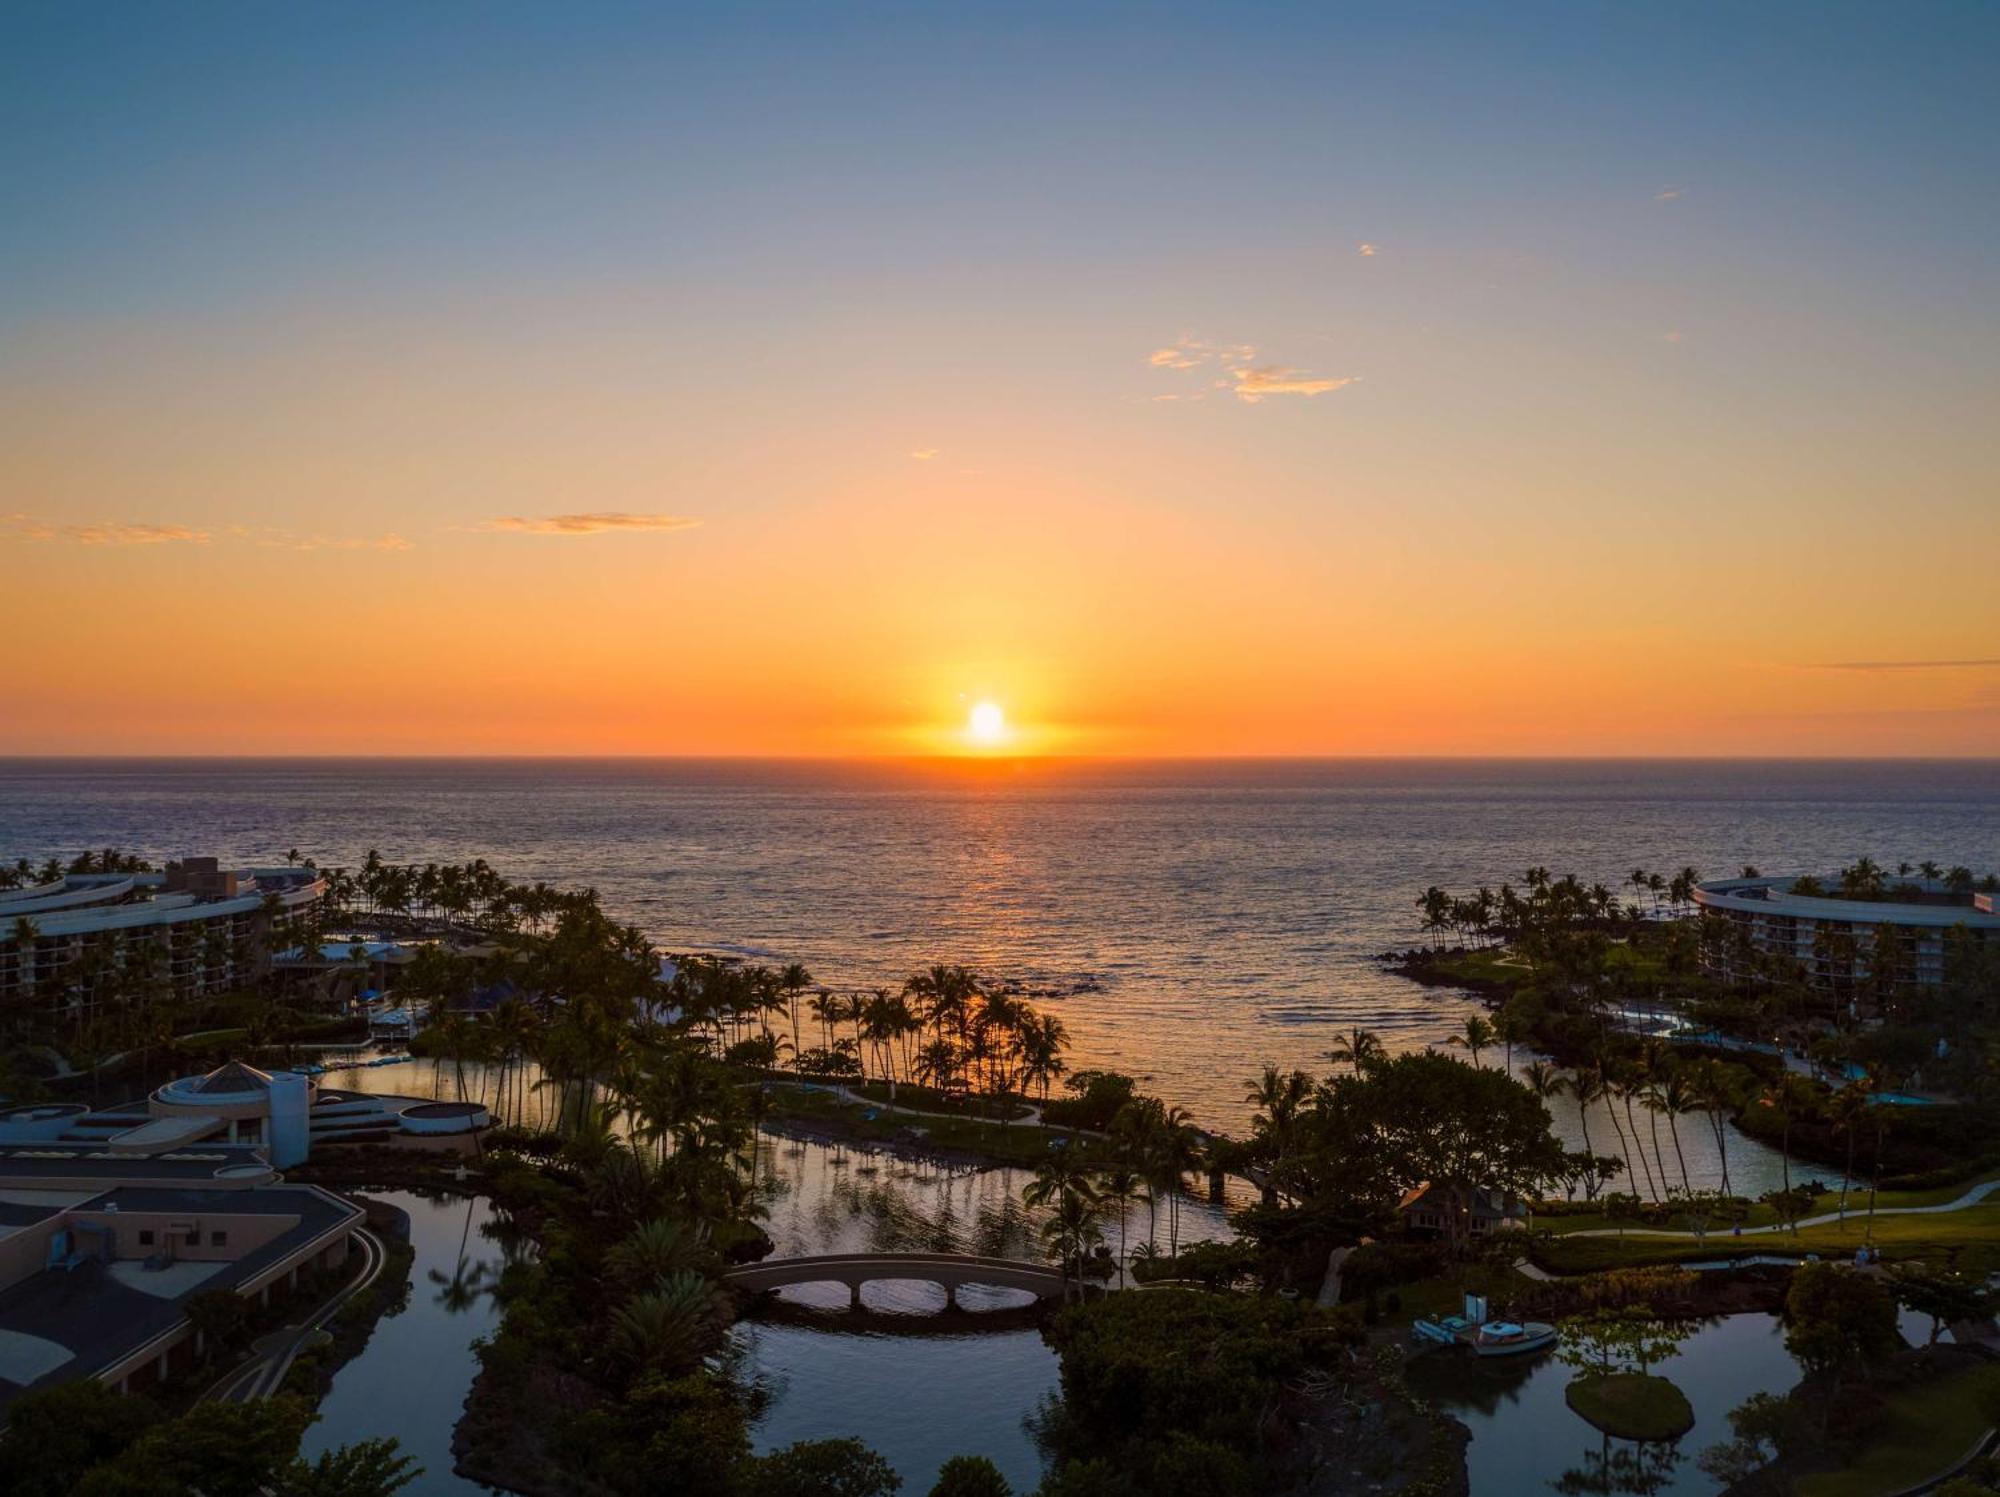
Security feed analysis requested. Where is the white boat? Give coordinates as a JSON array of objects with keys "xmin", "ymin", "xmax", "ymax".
[
  {"xmin": 1472, "ymin": 1319, "xmax": 1557, "ymax": 1356},
  {"xmin": 1413, "ymin": 1293, "xmax": 1556, "ymax": 1357}
]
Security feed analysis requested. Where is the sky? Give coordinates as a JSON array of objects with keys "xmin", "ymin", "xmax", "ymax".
[{"xmin": 2, "ymin": 2, "xmax": 1996, "ymax": 757}]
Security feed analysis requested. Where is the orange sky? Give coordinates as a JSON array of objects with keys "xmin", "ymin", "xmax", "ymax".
[{"xmin": 2, "ymin": 9, "xmax": 1996, "ymax": 757}]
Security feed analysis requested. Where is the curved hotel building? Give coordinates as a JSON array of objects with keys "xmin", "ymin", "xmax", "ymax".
[
  {"xmin": 0, "ymin": 859, "xmax": 325, "ymax": 1012},
  {"xmin": 1693, "ymin": 874, "xmax": 2000, "ymax": 988}
]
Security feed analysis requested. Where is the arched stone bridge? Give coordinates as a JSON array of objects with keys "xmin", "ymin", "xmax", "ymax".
[{"xmin": 722, "ymin": 1252, "xmax": 1070, "ymax": 1309}]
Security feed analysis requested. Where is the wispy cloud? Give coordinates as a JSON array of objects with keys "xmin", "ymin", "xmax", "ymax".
[
  {"xmin": 1663, "ymin": 330, "xmax": 1683, "ymax": 344},
  {"xmin": 1809, "ymin": 657, "xmax": 2000, "ymax": 672},
  {"xmin": 243, "ymin": 528, "xmax": 412, "ymax": 552},
  {"xmin": 1357, "ymin": 242, "xmax": 1379, "ymax": 257},
  {"xmin": 4, "ymin": 514, "xmax": 209, "ymax": 545},
  {"xmin": 908, "ymin": 448, "xmax": 938, "ymax": 461},
  {"xmin": 481, "ymin": 512, "xmax": 702, "ymax": 536},
  {"xmin": 1148, "ymin": 338, "xmax": 1355, "ymax": 404},
  {"xmin": 1655, "ymin": 186, "xmax": 1687, "ymax": 201},
  {"xmin": 1229, "ymin": 365, "xmax": 1357, "ymax": 403}
]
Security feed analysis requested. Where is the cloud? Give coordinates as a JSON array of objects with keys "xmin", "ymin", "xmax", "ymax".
[
  {"xmin": 1357, "ymin": 242, "xmax": 1379, "ymax": 257},
  {"xmin": 1149, "ymin": 336, "xmax": 1356, "ymax": 403},
  {"xmin": 1655, "ymin": 186, "xmax": 1687, "ymax": 201},
  {"xmin": 1808, "ymin": 658, "xmax": 2000, "ymax": 672},
  {"xmin": 1148, "ymin": 337, "xmax": 1255, "ymax": 372},
  {"xmin": 1663, "ymin": 330, "xmax": 1683, "ymax": 344},
  {"xmin": 251, "ymin": 529, "xmax": 412, "ymax": 552},
  {"xmin": 481, "ymin": 512, "xmax": 702, "ymax": 536},
  {"xmin": 3, "ymin": 514, "xmax": 209, "ymax": 545},
  {"xmin": 1229, "ymin": 365, "xmax": 1357, "ymax": 402},
  {"xmin": 908, "ymin": 448, "xmax": 938, "ymax": 460}
]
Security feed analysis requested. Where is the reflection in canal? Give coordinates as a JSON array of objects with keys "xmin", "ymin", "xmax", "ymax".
[
  {"xmin": 298, "ymin": 1054, "xmax": 1244, "ymax": 1495},
  {"xmin": 1409, "ymin": 1313, "xmax": 1803, "ymax": 1496},
  {"xmin": 300, "ymin": 1190, "xmax": 518, "ymax": 1496}
]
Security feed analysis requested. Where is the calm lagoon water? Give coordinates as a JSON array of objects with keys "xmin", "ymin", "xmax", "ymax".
[
  {"xmin": 307, "ymin": 1055, "xmax": 1238, "ymax": 1493},
  {"xmin": 299, "ymin": 1188, "xmax": 512, "ymax": 1496}
]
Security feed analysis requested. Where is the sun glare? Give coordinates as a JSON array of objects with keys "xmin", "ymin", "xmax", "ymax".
[{"xmin": 967, "ymin": 700, "xmax": 1008, "ymax": 746}]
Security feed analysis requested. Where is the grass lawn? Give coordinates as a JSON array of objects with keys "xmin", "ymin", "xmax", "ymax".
[
  {"xmin": 1565, "ymin": 1373, "xmax": 1694, "ymax": 1440},
  {"xmin": 1540, "ymin": 1174, "xmax": 2000, "ymax": 1238},
  {"xmin": 1533, "ymin": 1204, "xmax": 2000, "ymax": 1275},
  {"xmin": 761, "ymin": 1084, "xmax": 1084, "ymax": 1169},
  {"xmin": 1795, "ymin": 1364, "xmax": 2000, "ymax": 1497}
]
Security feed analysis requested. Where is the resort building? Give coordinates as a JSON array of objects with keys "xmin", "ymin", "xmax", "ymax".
[
  {"xmin": 0, "ymin": 1062, "xmax": 486, "ymax": 1169},
  {"xmin": 1396, "ymin": 1183, "xmax": 1526, "ymax": 1237},
  {"xmin": 0, "ymin": 858, "xmax": 326, "ymax": 1011},
  {"xmin": 0, "ymin": 1136, "xmax": 363, "ymax": 1411},
  {"xmin": 1693, "ymin": 875, "xmax": 2000, "ymax": 989}
]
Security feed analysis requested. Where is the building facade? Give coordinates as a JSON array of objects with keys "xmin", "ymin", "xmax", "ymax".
[
  {"xmin": 0, "ymin": 859, "xmax": 325, "ymax": 1012},
  {"xmin": 1692, "ymin": 875, "xmax": 2000, "ymax": 988}
]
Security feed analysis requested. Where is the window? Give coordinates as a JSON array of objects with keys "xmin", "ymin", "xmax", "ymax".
[
  {"xmin": 138, "ymin": 1230, "xmax": 155, "ymax": 1247},
  {"xmin": 210, "ymin": 1230, "xmax": 227, "ymax": 1247}
]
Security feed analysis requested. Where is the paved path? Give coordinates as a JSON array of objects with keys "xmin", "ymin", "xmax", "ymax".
[
  {"xmin": 1317, "ymin": 1246, "xmax": 1354, "ymax": 1308},
  {"xmin": 766, "ymin": 1078, "xmax": 1047, "ymax": 1128},
  {"xmin": 1568, "ymin": 1177, "xmax": 2000, "ymax": 1240},
  {"xmin": 203, "ymin": 1226, "xmax": 387, "ymax": 1403}
]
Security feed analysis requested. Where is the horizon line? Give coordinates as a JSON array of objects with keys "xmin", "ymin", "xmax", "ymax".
[{"xmin": 2, "ymin": 752, "xmax": 1998, "ymax": 765}]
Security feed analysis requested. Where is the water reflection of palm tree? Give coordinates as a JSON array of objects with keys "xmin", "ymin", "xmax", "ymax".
[{"xmin": 429, "ymin": 1197, "xmax": 495, "ymax": 1313}]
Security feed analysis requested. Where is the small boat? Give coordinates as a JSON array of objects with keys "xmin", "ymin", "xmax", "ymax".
[
  {"xmin": 1472, "ymin": 1319, "xmax": 1557, "ymax": 1357},
  {"xmin": 1412, "ymin": 1293, "xmax": 1556, "ymax": 1358}
]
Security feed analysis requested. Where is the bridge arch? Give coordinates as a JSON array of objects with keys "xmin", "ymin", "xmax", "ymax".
[{"xmin": 722, "ymin": 1251, "xmax": 1071, "ymax": 1310}]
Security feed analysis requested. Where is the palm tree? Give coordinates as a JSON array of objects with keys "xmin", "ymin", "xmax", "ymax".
[
  {"xmin": 1245, "ymin": 1065, "xmax": 1311, "ymax": 1187},
  {"xmin": 605, "ymin": 1217, "xmax": 711, "ymax": 1290},
  {"xmin": 1567, "ymin": 1065, "xmax": 1606, "ymax": 1190},
  {"xmin": 606, "ymin": 1272, "xmax": 730, "ymax": 1375},
  {"xmin": 1096, "ymin": 1165, "xmax": 1142, "ymax": 1288},
  {"xmin": 1325, "ymin": 1026, "xmax": 1385, "ymax": 1075},
  {"xmin": 1645, "ymin": 1070, "xmax": 1697, "ymax": 1196},
  {"xmin": 1588, "ymin": 1061, "xmax": 1648, "ymax": 1201},
  {"xmin": 1023, "ymin": 1156, "xmax": 1099, "ymax": 1213},
  {"xmin": 1762, "ymin": 1074, "xmax": 1819, "ymax": 1232},
  {"xmin": 1445, "ymin": 1015, "xmax": 1495, "ymax": 1067},
  {"xmin": 1828, "ymin": 1081, "xmax": 1871, "ymax": 1217},
  {"xmin": 1040, "ymin": 1188, "xmax": 1106, "ymax": 1302},
  {"xmin": 1155, "ymin": 1105, "xmax": 1205, "ymax": 1259},
  {"xmin": 777, "ymin": 962, "xmax": 812, "ymax": 1065}
]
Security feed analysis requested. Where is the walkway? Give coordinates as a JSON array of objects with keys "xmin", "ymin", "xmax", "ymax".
[
  {"xmin": 1317, "ymin": 1246, "xmax": 1354, "ymax": 1308},
  {"xmin": 722, "ymin": 1251, "xmax": 1070, "ymax": 1307},
  {"xmin": 203, "ymin": 1226, "xmax": 388, "ymax": 1403},
  {"xmin": 769, "ymin": 1078, "xmax": 1047, "ymax": 1128},
  {"xmin": 1567, "ymin": 1177, "xmax": 2000, "ymax": 1240}
]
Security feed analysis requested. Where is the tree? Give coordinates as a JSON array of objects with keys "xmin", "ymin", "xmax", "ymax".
[
  {"xmin": 1322, "ymin": 1050, "xmax": 1565, "ymax": 1253},
  {"xmin": 186, "ymin": 1286, "xmax": 250, "ymax": 1355},
  {"xmin": 1558, "ymin": 1307, "xmax": 1691, "ymax": 1379},
  {"xmin": 1445, "ymin": 1014, "xmax": 1495, "ymax": 1067},
  {"xmin": 1698, "ymin": 1392, "xmax": 1804, "ymax": 1487},
  {"xmin": 929, "ymin": 1455, "xmax": 1012, "ymax": 1497},
  {"xmin": 1324, "ymin": 1026, "xmax": 1385, "ymax": 1075},
  {"xmin": 282, "ymin": 1439, "xmax": 421, "ymax": 1497},
  {"xmin": 1782, "ymin": 1262, "xmax": 1899, "ymax": 1399},
  {"xmin": 0, "ymin": 1380, "xmax": 160, "ymax": 1497},
  {"xmin": 73, "ymin": 1396, "xmax": 313, "ymax": 1497},
  {"xmin": 1891, "ymin": 1265, "xmax": 1994, "ymax": 1346},
  {"xmin": 606, "ymin": 1272, "xmax": 732, "ymax": 1378},
  {"xmin": 744, "ymin": 1438, "xmax": 901, "ymax": 1497}
]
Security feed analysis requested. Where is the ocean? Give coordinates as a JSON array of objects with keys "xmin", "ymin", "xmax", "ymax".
[{"xmin": 4, "ymin": 756, "xmax": 1995, "ymax": 1135}]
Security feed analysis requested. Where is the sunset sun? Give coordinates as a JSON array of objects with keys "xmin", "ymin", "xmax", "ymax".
[{"xmin": 967, "ymin": 700, "xmax": 1008, "ymax": 746}]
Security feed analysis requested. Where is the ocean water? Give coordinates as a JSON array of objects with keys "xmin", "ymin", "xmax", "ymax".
[{"xmin": 5, "ymin": 757, "xmax": 1996, "ymax": 1142}]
